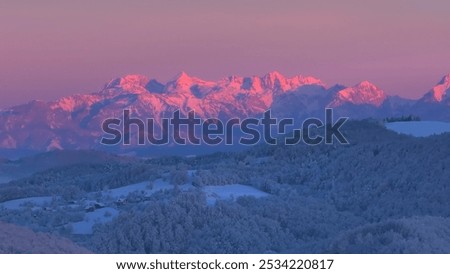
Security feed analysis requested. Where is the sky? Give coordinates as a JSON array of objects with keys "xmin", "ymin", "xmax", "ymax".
[{"xmin": 1, "ymin": 0, "xmax": 450, "ymax": 107}]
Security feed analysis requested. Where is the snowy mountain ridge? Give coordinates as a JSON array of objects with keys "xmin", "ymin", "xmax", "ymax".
[{"xmin": 0, "ymin": 72, "xmax": 449, "ymax": 153}]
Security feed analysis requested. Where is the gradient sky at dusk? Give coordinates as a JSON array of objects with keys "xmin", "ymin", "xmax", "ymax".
[{"xmin": 1, "ymin": 0, "xmax": 450, "ymax": 107}]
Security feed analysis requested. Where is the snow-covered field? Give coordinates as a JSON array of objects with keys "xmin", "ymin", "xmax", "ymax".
[
  {"xmin": 1, "ymin": 171, "xmax": 269, "ymax": 235},
  {"xmin": 69, "ymin": 180, "xmax": 174, "ymax": 234},
  {"xmin": 203, "ymin": 184, "xmax": 269, "ymax": 205},
  {"xmin": 102, "ymin": 179, "xmax": 172, "ymax": 199},
  {"xmin": 385, "ymin": 121, "xmax": 450, "ymax": 137},
  {"xmin": 70, "ymin": 182, "xmax": 267, "ymax": 233},
  {"xmin": 0, "ymin": 196, "xmax": 54, "ymax": 210},
  {"xmin": 71, "ymin": 207, "xmax": 119, "ymax": 234}
]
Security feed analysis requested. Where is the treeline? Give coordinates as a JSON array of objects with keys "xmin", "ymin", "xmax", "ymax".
[
  {"xmin": 384, "ymin": 115, "xmax": 421, "ymax": 123},
  {"xmin": 90, "ymin": 190, "xmax": 361, "ymax": 253},
  {"xmin": 0, "ymin": 162, "xmax": 163, "ymax": 203}
]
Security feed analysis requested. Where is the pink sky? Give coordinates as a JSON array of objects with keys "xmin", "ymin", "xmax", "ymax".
[{"xmin": 1, "ymin": 0, "xmax": 449, "ymax": 107}]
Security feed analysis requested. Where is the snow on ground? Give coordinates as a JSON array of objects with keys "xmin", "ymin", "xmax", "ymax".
[
  {"xmin": 203, "ymin": 184, "xmax": 268, "ymax": 205},
  {"xmin": 102, "ymin": 179, "xmax": 172, "ymax": 199},
  {"xmin": 1, "ymin": 179, "xmax": 268, "ymax": 234},
  {"xmin": 0, "ymin": 196, "xmax": 54, "ymax": 210},
  {"xmin": 71, "ymin": 207, "xmax": 119, "ymax": 235},
  {"xmin": 385, "ymin": 121, "xmax": 450, "ymax": 137}
]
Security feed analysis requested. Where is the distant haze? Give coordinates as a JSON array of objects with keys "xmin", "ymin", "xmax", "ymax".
[{"xmin": 1, "ymin": 0, "xmax": 449, "ymax": 107}]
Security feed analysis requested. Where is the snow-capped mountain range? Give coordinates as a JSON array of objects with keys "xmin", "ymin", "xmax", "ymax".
[{"xmin": 1, "ymin": 72, "xmax": 449, "ymax": 153}]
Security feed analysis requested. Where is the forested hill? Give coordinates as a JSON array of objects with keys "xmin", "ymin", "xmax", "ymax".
[{"xmin": 1, "ymin": 120, "xmax": 450, "ymax": 253}]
